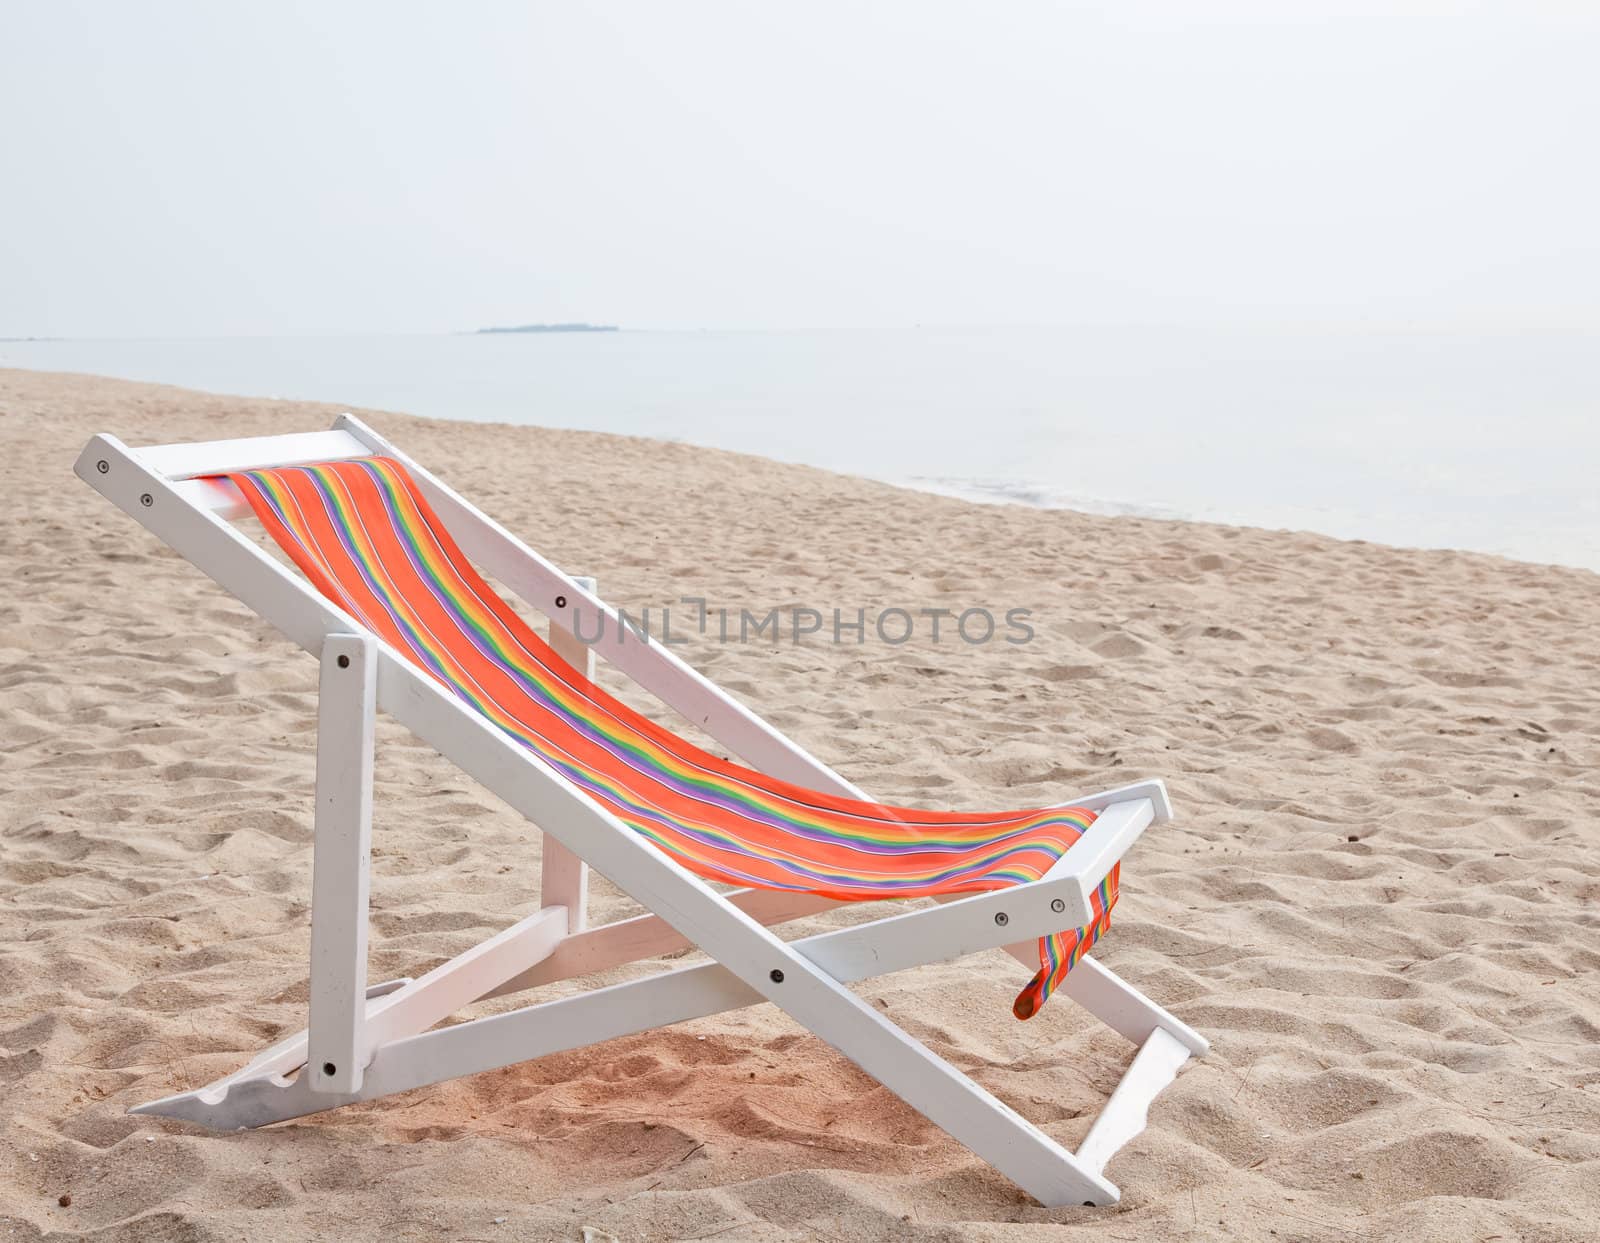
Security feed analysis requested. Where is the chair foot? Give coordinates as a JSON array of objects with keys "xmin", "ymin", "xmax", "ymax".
[{"xmin": 1074, "ymin": 1027, "xmax": 1193, "ymax": 1179}]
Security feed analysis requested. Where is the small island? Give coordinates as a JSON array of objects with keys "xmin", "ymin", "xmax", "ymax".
[{"xmin": 475, "ymin": 323, "xmax": 619, "ymax": 334}]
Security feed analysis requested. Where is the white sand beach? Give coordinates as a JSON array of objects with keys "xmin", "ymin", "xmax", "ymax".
[{"xmin": 2, "ymin": 367, "xmax": 1597, "ymax": 1242}]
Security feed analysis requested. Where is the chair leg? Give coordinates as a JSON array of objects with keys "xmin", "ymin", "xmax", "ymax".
[
  {"xmin": 768, "ymin": 970, "xmax": 1123, "ymax": 1204},
  {"xmin": 307, "ymin": 633, "xmax": 377, "ymax": 1095}
]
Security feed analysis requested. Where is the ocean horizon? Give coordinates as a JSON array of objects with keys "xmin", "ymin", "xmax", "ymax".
[{"xmin": 4, "ymin": 324, "xmax": 1596, "ymax": 573}]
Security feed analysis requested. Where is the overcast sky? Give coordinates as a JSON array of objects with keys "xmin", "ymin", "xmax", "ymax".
[{"xmin": 2, "ymin": 1, "xmax": 1596, "ymax": 337}]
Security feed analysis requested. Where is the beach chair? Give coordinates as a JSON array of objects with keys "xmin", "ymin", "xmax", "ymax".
[{"xmin": 74, "ymin": 417, "xmax": 1207, "ymax": 1207}]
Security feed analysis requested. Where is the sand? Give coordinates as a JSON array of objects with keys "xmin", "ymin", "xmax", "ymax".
[{"xmin": 1, "ymin": 366, "xmax": 1597, "ymax": 1242}]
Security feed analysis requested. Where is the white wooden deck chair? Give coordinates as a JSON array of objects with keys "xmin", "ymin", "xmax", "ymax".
[{"xmin": 74, "ymin": 417, "xmax": 1207, "ymax": 1207}]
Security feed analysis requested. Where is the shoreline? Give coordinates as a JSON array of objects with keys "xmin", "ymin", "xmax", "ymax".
[{"xmin": 2, "ymin": 360, "xmax": 1595, "ymax": 580}]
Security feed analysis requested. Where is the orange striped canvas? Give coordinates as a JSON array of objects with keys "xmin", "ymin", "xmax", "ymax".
[{"xmin": 225, "ymin": 456, "xmax": 1119, "ymax": 1018}]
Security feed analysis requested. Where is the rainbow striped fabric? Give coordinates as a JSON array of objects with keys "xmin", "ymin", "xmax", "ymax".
[{"xmin": 226, "ymin": 456, "xmax": 1118, "ymax": 1018}]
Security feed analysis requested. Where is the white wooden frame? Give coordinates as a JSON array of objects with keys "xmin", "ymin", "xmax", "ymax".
[{"xmin": 74, "ymin": 417, "xmax": 1208, "ymax": 1207}]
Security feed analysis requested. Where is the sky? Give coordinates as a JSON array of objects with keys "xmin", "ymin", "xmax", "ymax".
[{"xmin": 2, "ymin": 1, "xmax": 1597, "ymax": 337}]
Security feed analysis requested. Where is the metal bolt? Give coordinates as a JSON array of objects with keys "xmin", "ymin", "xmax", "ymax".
[
  {"xmin": 337, "ymin": 654, "xmax": 350, "ymax": 669},
  {"xmin": 769, "ymin": 968, "xmax": 784, "ymax": 983},
  {"xmin": 139, "ymin": 493, "xmax": 153, "ymax": 507},
  {"xmin": 1050, "ymin": 898, "xmax": 1066, "ymax": 914},
  {"xmin": 993, "ymin": 911, "xmax": 1009, "ymax": 926},
  {"xmin": 96, "ymin": 459, "xmax": 109, "ymax": 474},
  {"xmin": 554, "ymin": 595, "xmax": 568, "ymax": 609}
]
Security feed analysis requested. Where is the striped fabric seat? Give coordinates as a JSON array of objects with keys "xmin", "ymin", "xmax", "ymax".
[{"xmin": 226, "ymin": 457, "xmax": 1118, "ymax": 1018}]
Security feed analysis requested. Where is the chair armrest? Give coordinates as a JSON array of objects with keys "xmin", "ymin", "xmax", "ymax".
[{"xmin": 1041, "ymin": 797, "xmax": 1157, "ymax": 919}]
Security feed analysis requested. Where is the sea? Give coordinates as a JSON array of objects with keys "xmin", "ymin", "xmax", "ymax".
[{"xmin": 4, "ymin": 324, "xmax": 1596, "ymax": 573}]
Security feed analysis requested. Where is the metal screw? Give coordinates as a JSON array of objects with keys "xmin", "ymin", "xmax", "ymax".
[
  {"xmin": 1050, "ymin": 898, "xmax": 1066, "ymax": 914},
  {"xmin": 554, "ymin": 595, "xmax": 568, "ymax": 609},
  {"xmin": 96, "ymin": 459, "xmax": 109, "ymax": 474},
  {"xmin": 994, "ymin": 911, "xmax": 1009, "ymax": 926},
  {"xmin": 337, "ymin": 654, "xmax": 350, "ymax": 669},
  {"xmin": 139, "ymin": 493, "xmax": 153, "ymax": 507},
  {"xmin": 769, "ymin": 968, "xmax": 784, "ymax": 983}
]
